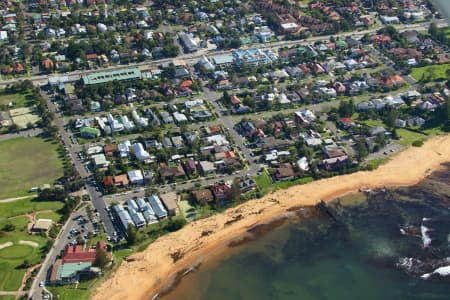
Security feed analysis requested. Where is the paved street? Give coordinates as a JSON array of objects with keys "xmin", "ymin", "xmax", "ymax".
[
  {"xmin": 0, "ymin": 21, "xmax": 445, "ymax": 88},
  {"xmin": 29, "ymin": 206, "xmax": 88, "ymax": 300},
  {"xmin": 0, "ymin": 128, "xmax": 42, "ymax": 142},
  {"xmin": 41, "ymin": 92, "xmax": 115, "ymax": 236}
]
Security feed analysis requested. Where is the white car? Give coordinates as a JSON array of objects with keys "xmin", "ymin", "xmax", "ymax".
[{"xmin": 39, "ymin": 281, "xmax": 45, "ymax": 287}]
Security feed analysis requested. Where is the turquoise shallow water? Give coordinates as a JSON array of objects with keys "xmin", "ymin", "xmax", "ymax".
[{"xmin": 161, "ymin": 188, "xmax": 450, "ymax": 300}]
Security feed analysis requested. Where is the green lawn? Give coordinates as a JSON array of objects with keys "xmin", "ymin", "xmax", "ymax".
[
  {"xmin": 47, "ymin": 285, "xmax": 90, "ymax": 300},
  {"xmin": 357, "ymin": 118, "xmax": 385, "ymax": 127},
  {"xmin": 255, "ymin": 171, "xmax": 313, "ymax": 195},
  {"xmin": 0, "ymin": 197, "xmax": 63, "ymax": 291},
  {"xmin": 36, "ymin": 211, "xmax": 61, "ymax": 223},
  {"xmin": 411, "ymin": 64, "xmax": 450, "ymax": 81},
  {"xmin": 0, "ymin": 263, "xmax": 24, "ymax": 291},
  {"xmin": 0, "ymin": 197, "xmax": 64, "ymax": 219},
  {"xmin": 396, "ymin": 128, "xmax": 427, "ymax": 146},
  {"xmin": 0, "ymin": 91, "xmax": 32, "ymax": 109},
  {"xmin": 0, "ymin": 137, "xmax": 64, "ymax": 199},
  {"xmin": 0, "ymin": 245, "xmax": 34, "ymax": 259},
  {"xmin": 255, "ymin": 172, "xmax": 272, "ymax": 195}
]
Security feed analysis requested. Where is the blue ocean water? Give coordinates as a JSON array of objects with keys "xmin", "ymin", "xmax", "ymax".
[{"xmin": 161, "ymin": 187, "xmax": 450, "ymax": 300}]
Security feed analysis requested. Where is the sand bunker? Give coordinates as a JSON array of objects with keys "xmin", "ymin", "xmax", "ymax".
[
  {"xmin": 19, "ymin": 240, "xmax": 38, "ymax": 248},
  {"xmin": 0, "ymin": 242, "xmax": 13, "ymax": 250}
]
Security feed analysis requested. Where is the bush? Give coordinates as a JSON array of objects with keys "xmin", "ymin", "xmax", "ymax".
[
  {"xmin": 412, "ymin": 140, "xmax": 424, "ymax": 147},
  {"xmin": 3, "ymin": 223, "xmax": 15, "ymax": 232}
]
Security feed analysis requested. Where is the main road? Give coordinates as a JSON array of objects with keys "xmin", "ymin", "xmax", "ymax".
[{"xmin": 0, "ymin": 20, "xmax": 446, "ymax": 88}]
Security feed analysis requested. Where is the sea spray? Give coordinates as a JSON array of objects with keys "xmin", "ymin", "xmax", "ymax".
[{"xmin": 421, "ymin": 224, "xmax": 432, "ymax": 248}]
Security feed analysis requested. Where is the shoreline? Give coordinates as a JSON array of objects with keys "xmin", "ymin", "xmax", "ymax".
[{"xmin": 92, "ymin": 134, "xmax": 450, "ymax": 300}]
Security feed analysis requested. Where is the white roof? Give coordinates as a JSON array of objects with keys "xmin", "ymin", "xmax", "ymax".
[
  {"xmin": 206, "ymin": 134, "xmax": 229, "ymax": 146},
  {"xmin": 87, "ymin": 146, "xmax": 103, "ymax": 155},
  {"xmin": 297, "ymin": 157, "xmax": 309, "ymax": 171},
  {"xmin": 280, "ymin": 23, "xmax": 298, "ymax": 30},
  {"xmin": 173, "ymin": 112, "xmax": 188, "ymax": 122},
  {"xmin": 305, "ymin": 138, "xmax": 322, "ymax": 147},
  {"xmin": 92, "ymin": 154, "xmax": 109, "ymax": 166},
  {"xmin": 128, "ymin": 169, "xmax": 143, "ymax": 183}
]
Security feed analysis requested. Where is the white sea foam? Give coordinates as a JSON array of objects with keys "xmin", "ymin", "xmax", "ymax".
[
  {"xmin": 421, "ymin": 225, "xmax": 432, "ymax": 248},
  {"xmin": 421, "ymin": 265, "xmax": 450, "ymax": 279},
  {"xmin": 398, "ymin": 257, "xmax": 415, "ymax": 269}
]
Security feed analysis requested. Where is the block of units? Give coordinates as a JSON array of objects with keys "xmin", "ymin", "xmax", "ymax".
[{"xmin": 147, "ymin": 195, "xmax": 168, "ymax": 219}]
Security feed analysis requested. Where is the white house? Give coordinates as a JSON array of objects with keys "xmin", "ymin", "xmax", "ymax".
[
  {"xmin": 0, "ymin": 31, "xmax": 8, "ymax": 41},
  {"xmin": 132, "ymin": 143, "xmax": 150, "ymax": 161},
  {"xmin": 118, "ymin": 140, "xmax": 131, "ymax": 158},
  {"xmin": 128, "ymin": 169, "xmax": 144, "ymax": 185}
]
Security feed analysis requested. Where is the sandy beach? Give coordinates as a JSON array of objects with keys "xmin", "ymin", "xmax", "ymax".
[{"xmin": 92, "ymin": 134, "xmax": 450, "ymax": 300}]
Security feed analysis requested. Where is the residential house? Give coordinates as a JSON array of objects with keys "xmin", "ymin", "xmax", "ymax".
[
  {"xmin": 160, "ymin": 192, "xmax": 179, "ymax": 216},
  {"xmin": 199, "ymin": 161, "xmax": 216, "ymax": 175},
  {"xmin": 128, "ymin": 169, "xmax": 144, "ymax": 185},
  {"xmin": 159, "ymin": 164, "xmax": 186, "ymax": 180},
  {"xmin": 275, "ymin": 163, "xmax": 295, "ymax": 181},
  {"xmin": 191, "ymin": 189, "xmax": 214, "ymax": 203},
  {"xmin": 211, "ymin": 183, "xmax": 231, "ymax": 202}
]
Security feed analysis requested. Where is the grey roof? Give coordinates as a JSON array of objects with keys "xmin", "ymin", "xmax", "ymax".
[
  {"xmin": 126, "ymin": 199, "xmax": 139, "ymax": 212},
  {"xmin": 148, "ymin": 195, "xmax": 168, "ymax": 219},
  {"xmin": 114, "ymin": 204, "xmax": 133, "ymax": 230},
  {"xmin": 128, "ymin": 208, "xmax": 146, "ymax": 227}
]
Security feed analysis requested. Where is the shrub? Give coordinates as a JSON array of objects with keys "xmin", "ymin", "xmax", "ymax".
[{"xmin": 412, "ymin": 140, "xmax": 424, "ymax": 147}]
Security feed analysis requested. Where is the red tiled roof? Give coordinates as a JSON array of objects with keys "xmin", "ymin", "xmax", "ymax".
[
  {"xmin": 180, "ymin": 80, "xmax": 193, "ymax": 88},
  {"xmin": 340, "ymin": 118, "xmax": 353, "ymax": 124},
  {"xmin": 230, "ymin": 95, "xmax": 241, "ymax": 105},
  {"xmin": 103, "ymin": 176, "xmax": 113, "ymax": 186},
  {"xmin": 62, "ymin": 242, "xmax": 107, "ymax": 263}
]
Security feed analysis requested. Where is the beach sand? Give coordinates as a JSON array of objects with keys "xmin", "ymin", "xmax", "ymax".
[{"xmin": 93, "ymin": 134, "xmax": 450, "ymax": 300}]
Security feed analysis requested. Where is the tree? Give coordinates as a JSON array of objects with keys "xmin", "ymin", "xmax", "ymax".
[
  {"xmin": 94, "ymin": 247, "xmax": 109, "ymax": 270},
  {"xmin": 227, "ymin": 178, "xmax": 241, "ymax": 202},
  {"xmin": 385, "ymin": 109, "xmax": 397, "ymax": 128},
  {"xmin": 8, "ymin": 123, "xmax": 20, "ymax": 133},
  {"xmin": 126, "ymin": 225, "xmax": 138, "ymax": 246},
  {"xmin": 21, "ymin": 259, "xmax": 31, "ymax": 269},
  {"xmin": 2, "ymin": 223, "xmax": 15, "ymax": 232},
  {"xmin": 165, "ymin": 217, "xmax": 187, "ymax": 232},
  {"xmin": 76, "ymin": 235, "xmax": 85, "ymax": 245},
  {"xmin": 355, "ymin": 139, "xmax": 369, "ymax": 161}
]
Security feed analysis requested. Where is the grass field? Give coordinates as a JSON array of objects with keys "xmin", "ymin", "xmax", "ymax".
[
  {"xmin": 0, "ymin": 197, "xmax": 64, "ymax": 219},
  {"xmin": 0, "ymin": 197, "xmax": 63, "ymax": 291},
  {"xmin": 36, "ymin": 211, "xmax": 61, "ymax": 222},
  {"xmin": 255, "ymin": 172, "xmax": 272, "ymax": 195},
  {"xmin": 0, "ymin": 137, "xmax": 64, "ymax": 199},
  {"xmin": 411, "ymin": 64, "xmax": 450, "ymax": 81},
  {"xmin": 396, "ymin": 128, "xmax": 427, "ymax": 146},
  {"xmin": 0, "ymin": 91, "xmax": 32, "ymax": 108},
  {"xmin": 47, "ymin": 285, "xmax": 91, "ymax": 300}
]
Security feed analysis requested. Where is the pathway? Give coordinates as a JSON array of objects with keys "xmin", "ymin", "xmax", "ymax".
[
  {"xmin": 0, "ymin": 128, "xmax": 43, "ymax": 142},
  {"xmin": 0, "ymin": 195, "xmax": 34, "ymax": 203}
]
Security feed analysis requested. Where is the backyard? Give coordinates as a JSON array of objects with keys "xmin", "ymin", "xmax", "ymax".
[
  {"xmin": 411, "ymin": 64, "xmax": 450, "ymax": 82},
  {"xmin": 0, "ymin": 137, "xmax": 64, "ymax": 199}
]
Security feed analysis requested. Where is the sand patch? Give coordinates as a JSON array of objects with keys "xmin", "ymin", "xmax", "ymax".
[
  {"xmin": 0, "ymin": 242, "xmax": 13, "ymax": 250},
  {"xmin": 19, "ymin": 240, "xmax": 38, "ymax": 248}
]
